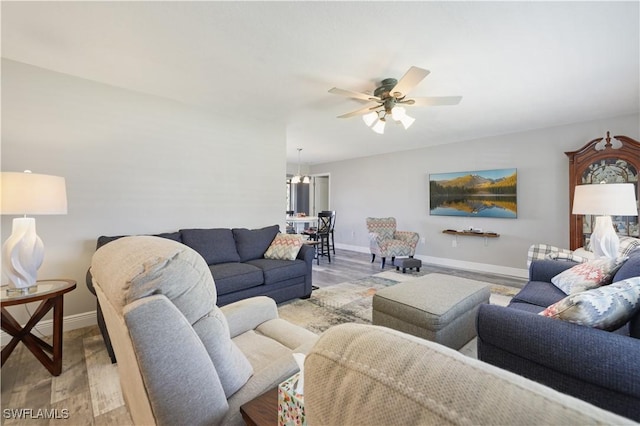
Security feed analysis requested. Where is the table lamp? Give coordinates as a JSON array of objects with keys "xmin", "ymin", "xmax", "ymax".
[
  {"xmin": 572, "ymin": 182, "xmax": 638, "ymax": 259},
  {"xmin": 1, "ymin": 171, "xmax": 67, "ymax": 292}
]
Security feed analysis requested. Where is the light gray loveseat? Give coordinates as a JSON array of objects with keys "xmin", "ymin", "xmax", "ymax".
[{"xmin": 90, "ymin": 235, "xmax": 318, "ymax": 425}]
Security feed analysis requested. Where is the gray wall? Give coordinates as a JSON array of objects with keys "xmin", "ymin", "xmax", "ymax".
[
  {"xmin": 2, "ymin": 57, "xmax": 638, "ymax": 331},
  {"xmin": 1, "ymin": 59, "xmax": 286, "ymax": 325},
  {"xmin": 311, "ymin": 113, "xmax": 640, "ymax": 277}
]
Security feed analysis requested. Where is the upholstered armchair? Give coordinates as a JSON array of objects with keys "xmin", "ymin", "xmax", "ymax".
[
  {"xmin": 366, "ymin": 217, "xmax": 419, "ymax": 268},
  {"xmin": 90, "ymin": 236, "xmax": 318, "ymax": 426},
  {"xmin": 304, "ymin": 323, "xmax": 629, "ymax": 425}
]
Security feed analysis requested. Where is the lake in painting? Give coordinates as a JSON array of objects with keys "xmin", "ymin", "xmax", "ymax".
[{"xmin": 429, "ymin": 168, "xmax": 517, "ymax": 218}]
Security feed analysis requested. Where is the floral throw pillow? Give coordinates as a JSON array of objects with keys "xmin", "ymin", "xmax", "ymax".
[
  {"xmin": 264, "ymin": 234, "xmax": 304, "ymax": 261},
  {"xmin": 539, "ymin": 277, "xmax": 640, "ymax": 331},
  {"xmin": 550, "ymin": 257, "xmax": 626, "ymax": 294}
]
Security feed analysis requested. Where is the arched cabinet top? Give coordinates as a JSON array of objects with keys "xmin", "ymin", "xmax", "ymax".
[{"xmin": 565, "ymin": 132, "xmax": 640, "ymax": 250}]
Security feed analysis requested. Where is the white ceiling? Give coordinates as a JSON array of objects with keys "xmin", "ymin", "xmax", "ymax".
[{"xmin": 2, "ymin": 1, "xmax": 639, "ymax": 165}]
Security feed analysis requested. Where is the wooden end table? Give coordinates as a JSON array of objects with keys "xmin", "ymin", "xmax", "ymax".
[
  {"xmin": 240, "ymin": 387, "xmax": 277, "ymax": 426},
  {"xmin": 1, "ymin": 279, "xmax": 76, "ymax": 375}
]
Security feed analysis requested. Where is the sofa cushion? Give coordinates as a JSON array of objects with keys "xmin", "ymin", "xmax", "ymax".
[
  {"xmin": 506, "ymin": 301, "xmax": 546, "ymax": 314},
  {"xmin": 180, "ymin": 228, "xmax": 241, "ymax": 265},
  {"xmin": 232, "ymin": 225, "xmax": 279, "ymax": 262},
  {"xmin": 209, "ymin": 263, "xmax": 263, "ymax": 295},
  {"xmin": 246, "ymin": 258, "xmax": 307, "ymax": 285},
  {"xmin": 510, "ymin": 281, "xmax": 568, "ymax": 308},
  {"xmin": 539, "ymin": 277, "xmax": 640, "ymax": 331},
  {"xmin": 551, "ymin": 257, "xmax": 626, "ymax": 294},
  {"xmin": 96, "ymin": 232, "xmax": 182, "ymax": 250},
  {"xmin": 615, "ymin": 247, "xmax": 640, "ymax": 281},
  {"xmin": 264, "ymin": 234, "xmax": 304, "ymax": 261}
]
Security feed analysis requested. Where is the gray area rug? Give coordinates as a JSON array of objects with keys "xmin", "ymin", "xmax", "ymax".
[{"xmin": 278, "ymin": 270, "xmax": 519, "ymax": 334}]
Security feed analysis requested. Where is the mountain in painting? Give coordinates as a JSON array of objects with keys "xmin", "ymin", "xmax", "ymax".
[
  {"xmin": 431, "ymin": 171, "xmax": 517, "ymax": 195},
  {"xmin": 438, "ymin": 174, "xmax": 493, "ymax": 189}
]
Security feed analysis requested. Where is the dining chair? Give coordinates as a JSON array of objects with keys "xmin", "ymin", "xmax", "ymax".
[
  {"xmin": 302, "ymin": 211, "xmax": 333, "ymax": 263},
  {"xmin": 321, "ymin": 211, "xmax": 336, "ymax": 255}
]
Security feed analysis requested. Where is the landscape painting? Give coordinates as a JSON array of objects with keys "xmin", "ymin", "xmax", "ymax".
[{"xmin": 429, "ymin": 168, "xmax": 517, "ymax": 218}]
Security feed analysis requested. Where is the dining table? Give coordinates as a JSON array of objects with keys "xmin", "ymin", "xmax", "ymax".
[{"xmin": 286, "ymin": 215, "xmax": 318, "ymax": 234}]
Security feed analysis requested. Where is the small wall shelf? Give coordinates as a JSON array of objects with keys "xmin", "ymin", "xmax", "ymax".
[
  {"xmin": 442, "ymin": 230, "xmax": 500, "ymax": 238},
  {"xmin": 442, "ymin": 230, "xmax": 499, "ymax": 247}
]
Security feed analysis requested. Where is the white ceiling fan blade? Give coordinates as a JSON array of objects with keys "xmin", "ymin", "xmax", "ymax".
[
  {"xmin": 329, "ymin": 87, "xmax": 380, "ymax": 102},
  {"xmin": 391, "ymin": 66, "xmax": 430, "ymax": 98},
  {"xmin": 337, "ymin": 104, "xmax": 379, "ymax": 118},
  {"xmin": 405, "ymin": 96, "xmax": 462, "ymax": 106}
]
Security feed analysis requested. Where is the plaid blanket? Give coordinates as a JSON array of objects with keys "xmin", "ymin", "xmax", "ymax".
[
  {"xmin": 526, "ymin": 244, "xmax": 588, "ymax": 267},
  {"xmin": 614, "ymin": 236, "xmax": 640, "ymax": 258},
  {"xmin": 527, "ymin": 237, "xmax": 640, "ymax": 267}
]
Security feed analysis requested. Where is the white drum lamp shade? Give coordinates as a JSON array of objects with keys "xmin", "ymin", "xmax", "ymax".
[
  {"xmin": 1, "ymin": 172, "xmax": 67, "ymax": 290},
  {"xmin": 572, "ymin": 183, "xmax": 638, "ymax": 259}
]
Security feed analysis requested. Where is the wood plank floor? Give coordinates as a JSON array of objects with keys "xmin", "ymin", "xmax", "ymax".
[{"xmin": 0, "ymin": 249, "xmax": 526, "ymax": 425}]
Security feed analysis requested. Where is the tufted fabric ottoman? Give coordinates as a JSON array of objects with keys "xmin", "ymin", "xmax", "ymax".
[{"xmin": 372, "ymin": 273, "xmax": 490, "ymax": 350}]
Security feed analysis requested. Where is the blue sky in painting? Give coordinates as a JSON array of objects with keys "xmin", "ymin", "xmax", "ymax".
[{"xmin": 429, "ymin": 168, "xmax": 516, "ymax": 182}]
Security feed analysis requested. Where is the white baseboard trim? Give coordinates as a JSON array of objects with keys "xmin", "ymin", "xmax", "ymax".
[
  {"xmin": 335, "ymin": 243, "xmax": 528, "ymax": 279},
  {"xmin": 416, "ymin": 254, "xmax": 528, "ymax": 279},
  {"xmin": 336, "ymin": 243, "xmax": 369, "ymax": 254},
  {"xmin": 1, "ymin": 311, "xmax": 97, "ymax": 348}
]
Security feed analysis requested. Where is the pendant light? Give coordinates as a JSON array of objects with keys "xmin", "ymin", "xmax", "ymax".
[{"xmin": 292, "ymin": 148, "xmax": 310, "ymax": 184}]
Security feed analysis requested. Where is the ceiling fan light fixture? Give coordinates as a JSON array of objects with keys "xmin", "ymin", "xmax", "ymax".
[
  {"xmin": 371, "ymin": 119, "xmax": 385, "ymax": 134},
  {"xmin": 392, "ymin": 106, "xmax": 407, "ymax": 121},
  {"xmin": 331, "ymin": 66, "xmax": 461, "ymax": 135},
  {"xmin": 399, "ymin": 114, "xmax": 415, "ymax": 130},
  {"xmin": 362, "ymin": 111, "xmax": 378, "ymax": 127}
]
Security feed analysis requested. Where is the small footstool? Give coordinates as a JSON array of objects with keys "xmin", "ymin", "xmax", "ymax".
[
  {"xmin": 372, "ymin": 273, "xmax": 490, "ymax": 350},
  {"xmin": 395, "ymin": 257, "xmax": 422, "ymax": 273}
]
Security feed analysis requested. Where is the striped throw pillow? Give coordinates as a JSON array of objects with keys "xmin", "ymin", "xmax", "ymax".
[{"xmin": 264, "ymin": 234, "xmax": 304, "ymax": 260}]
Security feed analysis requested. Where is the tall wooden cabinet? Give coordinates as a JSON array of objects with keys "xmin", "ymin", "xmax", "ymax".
[{"xmin": 565, "ymin": 132, "xmax": 640, "ymax": 250}]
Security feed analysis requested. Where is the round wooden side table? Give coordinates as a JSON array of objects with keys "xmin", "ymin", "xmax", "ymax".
[{"xmin": 1, "ymin": 279, "xmax": 76, "ymax": 376}]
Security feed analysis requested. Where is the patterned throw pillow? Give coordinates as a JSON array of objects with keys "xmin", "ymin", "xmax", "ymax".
[
  {"xmin": 551, "ymin": 257, "xmax": 626, "ymax": 294},
  {"xmin": 539, "ymin": 277, "xmax": 640, "ymax": 331},
  {"xmin": 264, "ymin": 234, "xmax": 304, "ymax": 260}
]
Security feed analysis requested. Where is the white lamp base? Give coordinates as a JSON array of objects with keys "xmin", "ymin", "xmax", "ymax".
[
  {"xmin": 591, "ymin": 215, "xmax": 620, "ymax": 259},
  {"xmin": 2, "ymin": 217, "xmax": 44, "ymax": 290}
]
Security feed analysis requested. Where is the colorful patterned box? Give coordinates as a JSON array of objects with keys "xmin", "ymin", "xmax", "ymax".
[{"xmin": 277, "ymin": 372, "xmax": 305, "ymax": 426}]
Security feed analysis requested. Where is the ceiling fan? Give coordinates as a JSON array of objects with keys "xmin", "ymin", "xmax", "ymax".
[{"xmin": 328, "ymin": 66, "xmax": 462, "ymax": 133}]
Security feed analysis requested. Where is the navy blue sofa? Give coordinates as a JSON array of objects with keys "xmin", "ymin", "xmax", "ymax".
[
  {"xmin": 477, "ymin": 248, "xmax": 640, "ymax": 421},
  {"xmin": 87, "ymin": 224, "xmax": 314, "ymax": 362}
]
